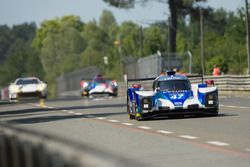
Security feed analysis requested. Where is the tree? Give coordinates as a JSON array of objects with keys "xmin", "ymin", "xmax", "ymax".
[
  {"xmin": 103, "ymin": 0, "xmax": 206, "ymax": 53},
  {"xmin": 143, "ymin": 25, "xmax": 166, "ymax": 55},
  {"xmin": 0, "ymin": 23, "xmax": 44, "ymax": 86},
  {"xmin": 0, "ymin": 25, "xmax": 11, "ymax": 62},
  {"xmin": 33, "ymin": 16, "xmax": 85, "ymax": 96},
  {"xmin": 99, "ymin": 10, "xmax": 117, "ymax": 33}
]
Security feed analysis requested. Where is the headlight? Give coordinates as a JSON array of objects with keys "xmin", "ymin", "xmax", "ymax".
[
  {"xmin": 37, "ymin": 84, "xmax": 46, "ymax": 91},
  {"xmin": 140, "ymin": 97, "xmax": 152, "ymax": 110},
  {"xmin": 83, "ymin": 82, "xmax": 89, "ymax": 88},
  {"xmin": 11, "ymin": 85, "xmax": 21, "ymax": 93}
]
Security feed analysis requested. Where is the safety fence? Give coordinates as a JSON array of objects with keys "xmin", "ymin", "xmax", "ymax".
[
  {"xmin": 0, "ymin": 122, "xmax": 145, "ymax": 167},
  {"xmin": 55, "ymin": 75, "xmax": 250, "ymax": 98},
  {"xmin": 56, "ymin": 66, "xmax": 101, "ymax": 95},
  {"xmin": 124, "ymin": 53, "xmax": 183, "ymax": 79},
  {"xmin": 125, "ymin": 75, "xmax": 250, "ymax": 96}
]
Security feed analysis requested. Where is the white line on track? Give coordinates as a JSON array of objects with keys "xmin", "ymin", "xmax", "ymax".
[
  {"xmin": 207, "ymin": 141, "xmax": 230, "ymax": 146},
  {"xmin": 226, "ymin": 105, "xmax": 237, "ymax": 108},
  {"xmin": 137, "ymin": 126, "xmax": 152, "ymax": 130},
  {"xmin": 68, "ymin": 111, "xmax": 75, "ymax": 114},
  {"xmin": 156, "ymin": 130, "xmax": 173, "ymax": 135},
  {"xmin": 62, "ymin": 110, "xmax": 68, "ymax": 112},
  {"xmin": 85, "ymin": 115, "xmax": 95, "ymax": 118},
  {"xmin": 75, "ymin": 113, "xmax": 83, "ymax": 116},
  {"xmin": 92, "ymin": 98, "xmax": 103, "ymax": 101},
  {"xmin": 238, "ymin": 106, "xmax": 249, "ymax": 109},
  {"xmin": 96, "ymin": 117, "xmax": 106, "ymax": 120},
  {"xmin": 245, "ymin": 148, "xmax": 250, "ymax": 152},
  {"xmin": 47, "ymin": 106, "xmax": 54, "ymax": 109},
  {"xmin": 108, "ymin": 119, "xmax": 120, "ymax": 123},
  {"xmin": 179, "ymin": 135, "xmax": 199, "ymax": 140},
  {"xmin": 122, "ymin": 123, "xmax": 134, "ymax": 126},
  {"xmin": 220, "ymin": 104, "xmax": 249, "ymax": 109}
]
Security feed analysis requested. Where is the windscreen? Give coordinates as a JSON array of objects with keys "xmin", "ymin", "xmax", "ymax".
[
  {"xmin": 93, "ymin": 78, "xmax": 107, "ymax": 84},
  {"xmin": 158, "ymin": 80, "xmax": 191, "ymax": 91},
  {"xmin": 16, "ymin": 79, "xmax": 39, "ymax": 85}
]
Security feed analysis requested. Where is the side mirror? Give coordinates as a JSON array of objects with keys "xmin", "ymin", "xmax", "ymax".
[
  {"xmin": 205, "ymin": 80, "xmax": 214, "ymax": 86},
  {"xmin": 132, "ymin": 84, "xmax": 141, "ymax": 89}
]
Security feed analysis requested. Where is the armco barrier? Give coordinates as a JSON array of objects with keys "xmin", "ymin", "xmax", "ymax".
[
  {"xmin": 57, "ymin": 75, "xmax": 250, "ymax": 98},
  {"xmin": 125, "ymin": 75, "xmax": 250, "ymax": 96},
  {"xmin": 0, "ymin": 123, "xmax": 146, "ymax": 167},
  {"xmin": 124, "ymin": 75, "xmax": 250, "ymax": 97}
]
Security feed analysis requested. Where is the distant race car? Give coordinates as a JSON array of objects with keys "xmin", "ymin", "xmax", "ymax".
[
  {"xmin": 127, "ymin": 71, "xmax": 219, "ymax": 120},
  {"xmin": 80, "ymin": 74, "xmax": 118, "ymax": 97},
  {"xmin": 9, "ymin": 77, "xmax": 47, "ymax": 100}
]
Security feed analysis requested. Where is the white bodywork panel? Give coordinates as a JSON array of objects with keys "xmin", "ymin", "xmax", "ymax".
[
  {"xmin": 89, "ymin": 85, "xmax": 113, "ymax": 94},
  {"xmin": 135, "ymin": 91, "xmax": 154, "ymax": 97},
  {"xmin": 20, "ymin": 84, "xmax": 37, "ymax": 93},
  {"xmin": 8, "ymin": 77, "xmax": 47, "ymax": 99}
]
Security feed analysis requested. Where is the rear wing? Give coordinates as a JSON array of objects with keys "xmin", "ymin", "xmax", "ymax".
[
  {"xmin": 127, "ymin": 74, "xmax": 204, "ymax": 85},
  {"xmin": 126, "ymin": 74, "xmax": 204, "ymax": 99}
]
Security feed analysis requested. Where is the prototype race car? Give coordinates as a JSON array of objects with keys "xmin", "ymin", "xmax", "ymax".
[
  {"xmin": 127, "ymin": 71, "xmax": 219, "ymax": 120},
  {"xmin": 80, "ymin": 74, "xmax": 118, "ymax": 97},
  {"xmin": 9, "ymin": 77, "xmax": 47, "ymax": 100}
]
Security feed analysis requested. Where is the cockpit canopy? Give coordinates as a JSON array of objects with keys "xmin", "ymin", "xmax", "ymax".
[{"xmin": 153, "ymin": 79, "xmax": 191, "ymax": 91}]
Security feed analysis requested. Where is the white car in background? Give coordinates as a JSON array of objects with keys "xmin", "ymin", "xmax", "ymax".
[{"xmin": 9, "ymin": 77, "xmax": 47, "ymax": 100}]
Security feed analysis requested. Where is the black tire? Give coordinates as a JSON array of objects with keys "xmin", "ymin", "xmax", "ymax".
[
  {"xmin": 81, "ymin": 90, "xmax": 89, "ymax": 97},
  {"xmin": 40, "ymin": 95, "xmax": 47, "ymax": 99},
  {"xmin": 135, "ymin": 114, "xmax": 143, "ymax": 121},
  {"xmin": 129, "ymin": 114, "xmax": 135, "ymax": 119}
]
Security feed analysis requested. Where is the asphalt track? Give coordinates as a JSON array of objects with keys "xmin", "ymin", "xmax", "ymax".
[{"xmin": 0, "ymin": 96, "xmax": 250, "ymax": 167}]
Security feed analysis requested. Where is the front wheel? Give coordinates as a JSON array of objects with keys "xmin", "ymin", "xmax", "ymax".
[
  {"xmin": 135, "ymin": 113, "xmax": 143, "ymax": 121},
  {"xmin": 127, "ymin": 96, "xmax": 134, "ymax": 119}
]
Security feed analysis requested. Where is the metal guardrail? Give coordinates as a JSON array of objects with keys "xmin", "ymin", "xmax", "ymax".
[
  {"xmin": 203, "ymin": 75, "xmax": 250, "ymax": 91},
  {"xmin": 0, "ymin": 122, "xmax": 146, "ymax": 167},
  {"xmin": 57, "ymin": 75, "xmax": 250, "ymax": 98}
]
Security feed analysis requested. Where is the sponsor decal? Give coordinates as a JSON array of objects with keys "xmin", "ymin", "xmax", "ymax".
[
  {"xmin": 174, "ymin": 102, "xmax": 183, "ymax": 106},
  {"xmin": 169, "ymin": 93, "xmax": 185, "ymax": 100}
]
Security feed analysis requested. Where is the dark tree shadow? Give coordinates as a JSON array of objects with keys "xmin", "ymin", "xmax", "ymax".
[{"xmin": 7, "ymin": 111, "xmax": 126, "ymax": 124}]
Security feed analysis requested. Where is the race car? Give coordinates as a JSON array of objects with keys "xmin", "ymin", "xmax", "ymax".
[
  {"xmin": 80, "ymin": 74, "xmax": 118, "ymax": 97},
  {"xmin": 127, "ymin": 71, "xmax": 219, "ymax": 120},
  {"xmin": 9, "ymin": 77, "xmax": 47, "ymax": 100}
]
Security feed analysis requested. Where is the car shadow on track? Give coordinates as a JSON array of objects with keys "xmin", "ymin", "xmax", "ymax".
[
  {"xmin": 142, "ymin": 112, "xmax": 238, "ymax": 121},
  {"xmin": 0, "ymin": 108, "xmax": 56, "ymax": 117},
  {"xmin": 0, "ymin": 102, "xmax": 126, "ymax": 116}
]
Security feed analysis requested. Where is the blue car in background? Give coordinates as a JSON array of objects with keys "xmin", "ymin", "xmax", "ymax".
[
  {"xmin": 80, "ymin": 74, "xmax": 118, "ymax": 97},
  {"xmin": 127, "ymin": 71, "xmax": 219, "ymax": 120}
]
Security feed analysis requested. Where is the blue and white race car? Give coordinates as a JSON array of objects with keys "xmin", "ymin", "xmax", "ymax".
[
  {"xmin": 80, "ymin": 74, "xmax": 118, "ymax": 97},
  {"xmin": 127, "ymin": 71, "xmax": 219, "ymax": 120}
]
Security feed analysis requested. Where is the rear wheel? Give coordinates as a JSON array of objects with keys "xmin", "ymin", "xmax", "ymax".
[
  {"xmin": 129, "ymin": 113, "xmax": 135, "ymax": 119},
  {"xmin": 127, "ymin": 95, "xmax": 135, "ymax": 119}
]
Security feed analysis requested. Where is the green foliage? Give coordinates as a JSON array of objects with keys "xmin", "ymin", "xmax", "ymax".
[
  {"xmin": 0, "ymin": 25, "xmax": 11, "ymax": 62},
  {"xmin": 103, "ymin": 0, "xmax": 135, "ymax": 8},
  {"xmin": 119, "ymin": 21, "xmax": 141, "ymax": 57},
  {"xmin": 0, "ymin": 23, "xmax": 44, "ymax": 86},
  {"xmin": 143, "ymin": 26, "xmax": 167, "ymax": 55},
  {"xmin": 0, "ymin": 6, "xmax": 248, "ymax": 97}
]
